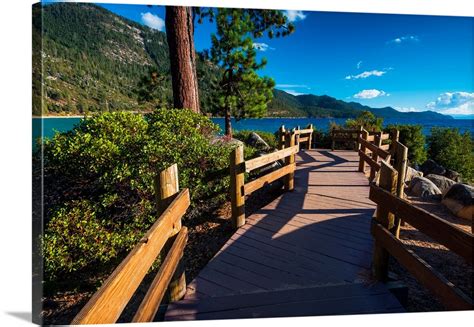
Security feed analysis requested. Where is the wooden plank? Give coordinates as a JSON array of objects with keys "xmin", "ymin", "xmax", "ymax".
[
  {"xmin": 245, "ymin": 145, "xmax": 298, "ymax": 172},
  {"xmin": 71, "ymin": 189, "xmax": 190, "ymax": 325},
  {"xmin": 294, "ymin": 128, "xmax": 313, "ymax": 135},
  {"xmin": 366, "ymin": 135, "xmax": 375, "ymax": 142},
  {"xmin": 284, "ymin": 132, "xmax": 296, "ymax": 191},
  {"xmin": 358, "ymin": 137, "xmax": 390, "ymax": 159},
  {"xmin": 380, "ymin": 133, "xmax": 390, "ymax": 141},
  {"xmin": 133, "ymin": 227, "xmax": 188, "ymax": 323},
  {"xmin": 372, "ymin": 162, "xmax": 397, "ymax": 281},
  {"xmin": 299, "ymin": 136, "xmax": 309, "ymax": 143},
  {"xmin": 372, "ymin": 223, "xmax": 473, "ymax": 310},
  {"xmin": 244, "ymin": 163, "xmax": 295, "ymax": 195},
  {"xmin": 358, "ymin": 149, "xmax": 381, "ymax": 171},
  {"xmin": 380, "ymin": 144, "xmax": 390, "ymax": 151},
  {"xmin": 369, "ymin": 184, "xmax": 473, "ymax": 263}
]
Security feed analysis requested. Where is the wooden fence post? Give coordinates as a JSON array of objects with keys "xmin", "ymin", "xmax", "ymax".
[
  {"xmin": 230, "ymin": 145, "xmax": 245, "ymax": 229},
  {"xmin": 331, "ymin": 129, "xmax": 335, "ymax": 151},
  {"xmin": 358, "ymin": 129, "xmax": 368, "ymax": 173},
  {"xmin": 284, "ymin": 132, "xmax": 296, "ymax": 191},
  {"xmin": 373, "ymin": 161, "xmax": 398, "ymax": 282},
  {"xmin": 154, "ymin": 164, "xmax": 186, "ymax": 302},
  {"xmin": 390, "ymin": 129, "xmax": 400, "ymax": 157},
  {"xmin": 393, "ymin": 142, "xmax": 408, "ymax": 238},
  {"xmin": 307, "ymin": 123, "xmax": 313, "ymax": 150},
  {"xmin": 370, "ymin": 132, "xmax": 382, "ymax": 181},
  {"xmin": 355, "ymin": 125, "xmax": 363, "ymax": 151},
  {"xmin": 278, "ymin": 125, "xmax": 286, "ymax": 150}
]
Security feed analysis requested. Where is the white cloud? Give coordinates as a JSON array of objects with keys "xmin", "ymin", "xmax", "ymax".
[
  {"xmin": 357, "ymin": 61, "xmax": 363, "ymax": 69},
  {"xmin": 141, "ymin": 12, "xmax": 165, "ymax": 31},
  {"xmin": 345, "ymin": 70, "xmax": 387, "ymax": 80},
  {"xmin": 426, "ymin": 92, "xmax": 474, "ymax": 115},
  {"xmin": 252, "ymin": 42, "xmax": 275, "ymax": 52},
  {"xmin": 387, "ymin": 35, "xmax": 419, "ymax": 44},
  {"xmin": 353, "ymin": 89, "xmax": 388, "ymax": 99},
  {"xmin": 276, "ymin": 84, "xmax": 309, "ymax": 89},
  {"xmin": 283, "ymin": 89, "xmax": 306, "ymax": 96},
  {"xmin": 284, "ymin": 10, "xmax": 307, "ymax": 22}
]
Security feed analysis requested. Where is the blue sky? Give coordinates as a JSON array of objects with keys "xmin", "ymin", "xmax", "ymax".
[{"xmin": 92, "ymin": 4, "xmax": 473, "ymax": 117}]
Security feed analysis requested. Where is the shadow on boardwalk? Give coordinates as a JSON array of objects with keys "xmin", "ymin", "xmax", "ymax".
[{"xmin": 165, "ymin": 149, "xmax": 404, "ymax": 320}]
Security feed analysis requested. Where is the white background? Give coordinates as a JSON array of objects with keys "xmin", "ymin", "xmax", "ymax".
[{"xmin": 0, "ymin": 1, "xmax": 473, "ymax": 326}]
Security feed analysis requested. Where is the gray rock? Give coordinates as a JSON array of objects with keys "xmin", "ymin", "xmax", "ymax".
[
  {"xmin": 444, "ymin": 169, "xmax": 462, "ymax": 183},
  {"xmin": 404, "ymin": 166, "xmax": 423, "ymax": 184},
  {"xmin": 442, "ymin": 184, "xmax": 473, "ymax": 220},
  {"xmin": 408, "ymin": 176, "xmax": 442, "ymax": 198},
  {"xmin": 420, "ymin": 159, "xmax": 446, "ymax": 176},
  {"xmin": 425, "ymin": 174, "xmax": 456, "ymax": 194},
  {"xmin": 247, "ymin": 132, "xmax": 271, "ymax": 151}
]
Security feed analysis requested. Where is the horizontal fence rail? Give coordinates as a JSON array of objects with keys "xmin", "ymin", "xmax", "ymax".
[
  {"xmin": 231, "ymin": 131, "xmax": 298, "ymax": 228},
  {"xmin": 72, "ymin": 165, "xmax": 190, "ymax": 325},
  {"xmin": 279, "ymin": 124, "xmax": 313, "ymax": 150},
  {"xmin": 370, "ymin": 161, "xmax": 474, "ymax": 311}
]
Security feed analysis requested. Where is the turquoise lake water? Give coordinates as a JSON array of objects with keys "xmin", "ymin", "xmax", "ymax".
[{"xmin": 33, "ymin": 116, "xmax": 473, "ymax": 146}]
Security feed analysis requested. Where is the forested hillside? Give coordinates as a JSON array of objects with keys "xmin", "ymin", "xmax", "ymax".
[
  {"xmin": 33, "ymin": 3, "xmax": 452, "ymax": 120},
  {"xmin": 33, "ymin": 3, "xmax": 219, "ymax": 115}
]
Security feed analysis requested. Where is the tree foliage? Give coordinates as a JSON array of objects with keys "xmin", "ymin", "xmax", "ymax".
[
  {"xmin": 345, "ymin": 110, "xmax": 383, "ymax": 132},
  {"xmin": 427, "ymin": 128, "xmax": 473, "ymax": 182},
  {"xmin": 208, "ymin": 8, "xmax": 293, "ymax": 136},
  {"xmin": 40, "ymin": 110, "xmax": 233, "ymax": 281},
  {"xmin": 386, "ymin": 124, "xmax": 427, "ymax": 165}
]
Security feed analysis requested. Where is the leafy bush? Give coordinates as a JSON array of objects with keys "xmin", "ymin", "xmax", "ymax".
[
  {"xmin": 427, "ymin": 127, "xmax": 474, "ymax": 182},
  {"xmin": 385, "ymin": 124, "xmax": 427, "ymax": 165},
  {"xmin": 233, "ymin": 130, "xmax": 278, "ymax": 149},
  {"xmin": 312, "ymin": 128, "xmax": 332, "ymax": 149},
  {"xmin": 40, "ymin": 109, "xmax": 233, "ymax": 281},
  {"xmin": 345, "ymin": 110, "xmax": 383, "ymax": 132}
]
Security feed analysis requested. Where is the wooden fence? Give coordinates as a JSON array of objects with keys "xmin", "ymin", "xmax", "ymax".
[
  {"xmin": 230, "ymin": 131, "xmax": 299, "ymax": 228},
  {"xmin": 370, "ymin": 161, "xmax": 474, "ymax": 310},
  {"xmin": 72, "ymin": 164, "xmax": 190, "ymax": 324},
  {"xmin": 278, "ymin": 124, "xmax": 313, "ymax": 150}
]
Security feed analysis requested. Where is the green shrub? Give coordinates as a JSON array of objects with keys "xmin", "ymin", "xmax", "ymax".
[
  {"xmin": 345, "ymin": 110, "xmax": 383, "ymax": 132},
  {"xmin": 312, "ymin": 128, "xmax": 332, "ymax": 149},
  {"xmin": 40, "ymin": 109, "xmax": 233, "ymax": 281},
  {"xmin": 233, "ymin": 130, "xmax": 278, "ymax": 149},
  {"xmin": 385, "ymin": 124, "xmax": 427, "ymax": 165},
  {"xmin": 427, "ymin": 127, "xmax": 474, "ymax": 182}
]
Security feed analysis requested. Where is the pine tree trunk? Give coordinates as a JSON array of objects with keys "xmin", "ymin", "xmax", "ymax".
[
  {"xmin": 165, "ymin": 6, "xmax": 200, "ymax": 113},
  {"xmin": 225, "ymin": 107, "xmax": 232, "ymax": 138}
]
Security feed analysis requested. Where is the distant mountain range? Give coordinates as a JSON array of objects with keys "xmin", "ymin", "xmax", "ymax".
[
  {"xmin": 34, "ymin": 3, "xmax": 453, "ymax": 120},
  {"xmin": 267, "ymin": 89, "xmax": 452, "ymax": 120}
]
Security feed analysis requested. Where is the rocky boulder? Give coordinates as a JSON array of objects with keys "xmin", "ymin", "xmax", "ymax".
[
  {"xmin": 247, "ymin": 132, "xmax": 271, "ymax": 151},
  {"xmin": 404, "ymin": 166, "xmax": 423, "ymax": 184},
  {"xmin": 425, "ymin": 174, "xmax": 456, "ymax": 194},
  {"xmin": 420, "ymin": 159, "xmax": 446, "ymax": 176},
  {"xmin": 444, "ymin": 169, "xmax": 462, "ymax": 183},
  {"xmin": 442, "ymin": 184, "xmax": 473, "ymax": 220},
  {"xmin": 408, "ymin": 177, "xmax": 442, "ymax": 198}
]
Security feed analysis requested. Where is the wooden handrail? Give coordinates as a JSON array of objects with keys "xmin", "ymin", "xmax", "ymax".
[
  {"xmin": 245, "ymin": 145, "xmax": 298, "ymax": 172},
  {"xmin": 72, "ymin": 168, "xmax": 190, "ymax": 325},
  {"xmin": 369, "ymin": 184, "xmax": 473, "ymax": 263},
  {"xmin": 372, "ymin": 223, "xmax": 473, "ymax": 310},
  {"xmin": 358, "ymin": 136, "xmax": 390, "ymax": 159},
  {"xmin": 231, "ymin": 131, "xmax": 298, "ymax": 228},
  {"xmin": 370, "ymin": 160, "xmax": 474, "ymax": 311},
  {"xmin": 245, "ymin": 163, "xmax": 296, "ymax": 195}
]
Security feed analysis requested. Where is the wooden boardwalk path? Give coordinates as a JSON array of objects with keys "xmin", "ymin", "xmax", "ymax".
[{"xmin": 165, "ymin": 149, "xmax": 404, "ymax": 320}]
